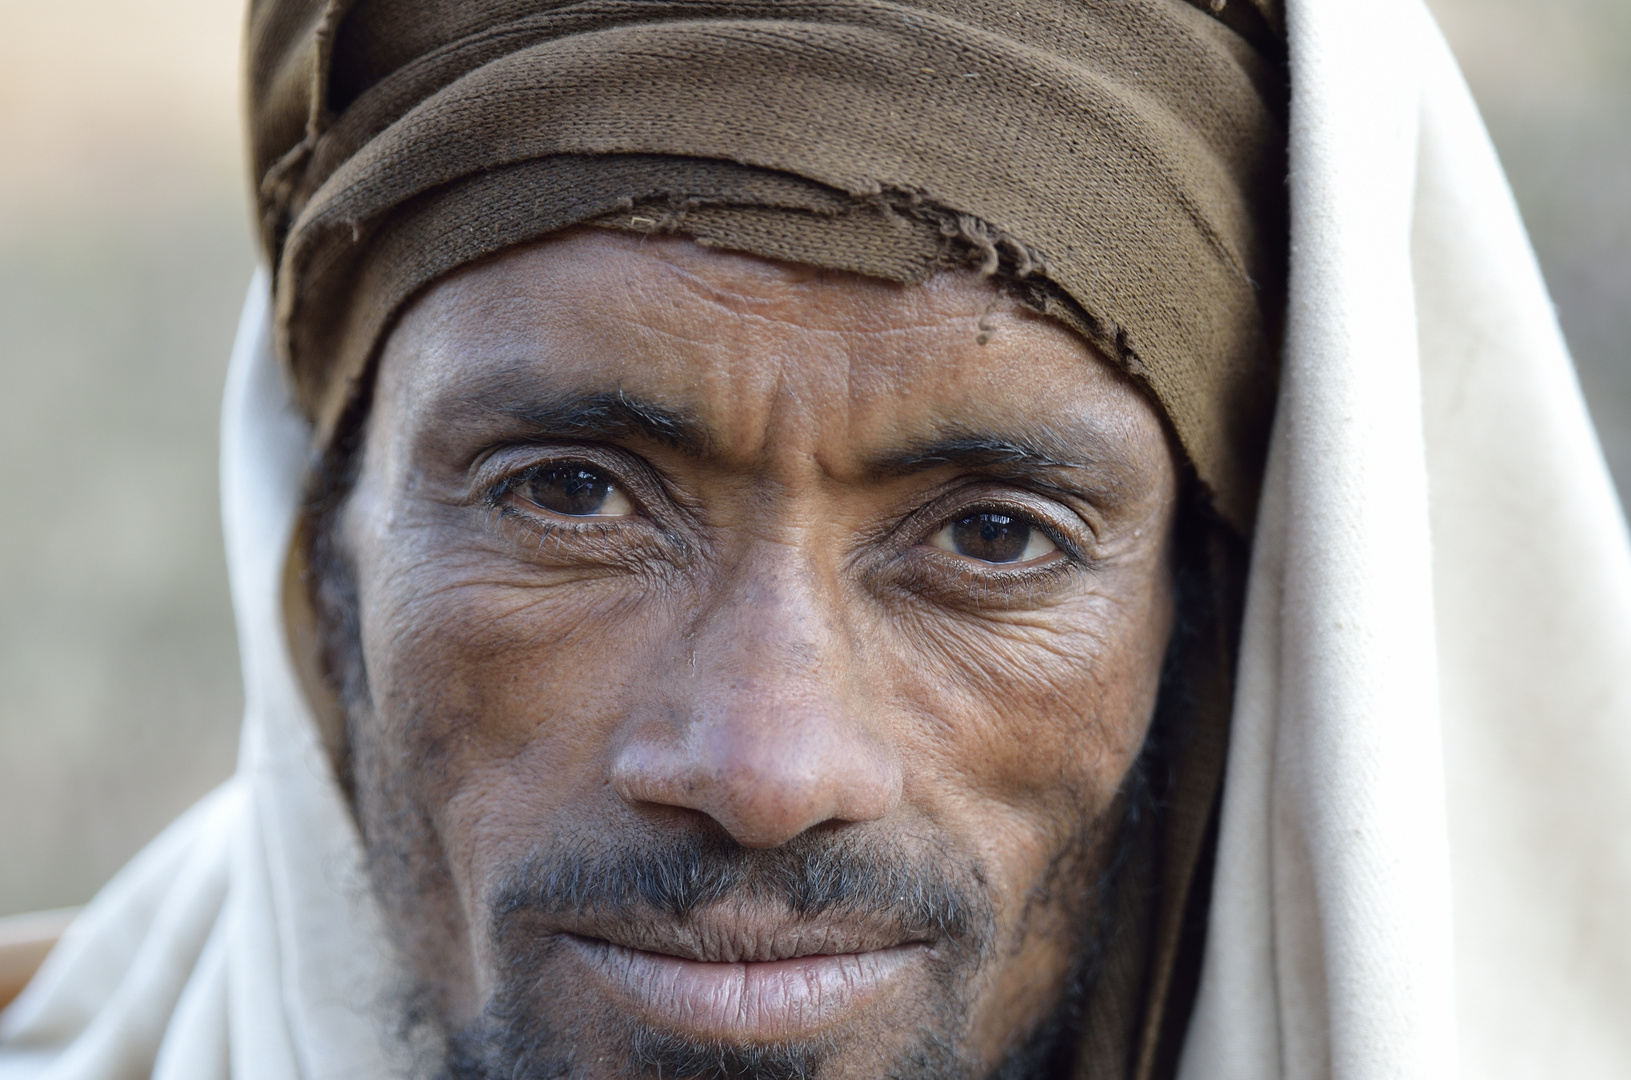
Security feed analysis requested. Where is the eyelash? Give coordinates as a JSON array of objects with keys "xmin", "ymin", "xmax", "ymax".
[
  {"xmin": 942, "ymin": 502, "xmax": 1083, "ymax": 559},
  {"xmin": 481, "ymin": 458, "xmax": 652, "ymax": 547},
  {"xmin": 487, "ymin": 461, "xmax": 632, "ymax": 508},
  {"xmin": 480, "ymin": 452, "xmax": 1096, "ymax": 585},
  {"xmin": 906, "ymin": 505, "xmax": 1095, "ymax": 597}
]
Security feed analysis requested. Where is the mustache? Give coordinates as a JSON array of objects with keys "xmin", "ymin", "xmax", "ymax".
[{"xmin": 485, "ymin": 827, "xmax": 993, "ymax": 948}]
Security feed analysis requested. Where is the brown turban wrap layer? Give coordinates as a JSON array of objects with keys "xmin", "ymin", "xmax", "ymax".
[
  {"xmin": 250, "ymin": 0, "xmax": 1284, "ymax": 533},
  {"xmin": 249, "ymin": 3, "xmax": 1284, "ymax": 1078}
]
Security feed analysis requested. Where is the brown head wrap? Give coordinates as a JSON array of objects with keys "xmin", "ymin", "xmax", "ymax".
[
  {"xmin": 249, "ymin": 3, "xmax": 1285, "ymax": 1077},
  {"xmin": 249, "ymin": 0, "xmax": 1283, "ymax": 532}
]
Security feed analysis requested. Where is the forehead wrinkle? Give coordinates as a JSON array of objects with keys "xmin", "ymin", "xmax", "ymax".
[
  {"xmin": 400, "ymin": 242, "xmax": 1088, "ymax": 485},
  {"xmin": 605, "ymin": 286, "xmax": 883, "ymax": 477},
  {"xmin": 639, "ymin": 243, "xmax": 877, "ymax": 312},
  {"xmin": 732, "ymin": 292, "xmax": 970, "ymax": 486},
  {"xmin": 626, "ymin": 280, "xmax": 976, "ymax": 344},
  {"xmin": 559, "ymin": 279, "xmax": 964, "ymax": 468},
  {"xmin": 634, "ymin": 244, "xmax": 1002, "ymax": 339}
]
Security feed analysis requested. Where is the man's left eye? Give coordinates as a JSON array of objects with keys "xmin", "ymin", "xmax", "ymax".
[
  {"xmin": 512, "ymin": 465, "xmax": 636, "ymax": 517},
  {"xmin": 929, "ymin": 512, "xmax": 1058, "ymax": 564}
]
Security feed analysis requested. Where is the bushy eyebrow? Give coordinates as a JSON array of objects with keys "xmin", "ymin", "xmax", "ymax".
[
  {"xmin": 475, "ymin": 389, "xmax": 709, "ymax": 453},
  {"xmin": 865, "ymin": 423, "xmax": 1130, "ymax": 484}
]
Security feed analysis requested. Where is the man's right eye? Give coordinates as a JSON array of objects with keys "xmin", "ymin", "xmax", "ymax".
[{"xmin": 511, "ymin": 465, "xmax": 636, "ymax": 518}]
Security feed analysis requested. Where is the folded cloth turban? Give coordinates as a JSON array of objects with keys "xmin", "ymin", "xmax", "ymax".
[{"xmin": 249, "ymin": 0, "xmax": 1287, "ymax": 534}]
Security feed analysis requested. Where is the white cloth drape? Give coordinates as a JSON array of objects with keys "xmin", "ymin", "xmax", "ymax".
[
  {"xmin": 0, "ymin": 273, "xmax": 406, "ymax": 1080},
  {"xmin": 1179, "ymin": 3, "xmax": 1631, "ymax": 1078},
  {"xmin": 4, "ymin": 1, "xmax": 1629, "ymax": 1076}
]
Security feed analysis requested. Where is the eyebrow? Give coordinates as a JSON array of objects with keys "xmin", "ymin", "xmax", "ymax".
[
  {"xmin": 465, "ymin": 387, "xmax": 1130, "ymax": 489},
  {"xmin": 866, "ymin": 423, "xmax": 1130, "ymax": 484},
  {"xmin": 473, "ymin": 389, "xmax": 710, "ymax": 453}
]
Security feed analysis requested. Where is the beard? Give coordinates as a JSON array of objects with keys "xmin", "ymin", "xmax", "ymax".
[
  {"xmin": 436, "ymin": 827, "xmax": 988, "ymax": 1080},
  {"xmin": 427, "ymin": 823, "xmax": 1123, "ymax": 1080}
]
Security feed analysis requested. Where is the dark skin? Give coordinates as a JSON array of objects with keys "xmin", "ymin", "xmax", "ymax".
[{"xmin": 331, "ymin": 229, "xmax": 1179, "ymax": 1078}]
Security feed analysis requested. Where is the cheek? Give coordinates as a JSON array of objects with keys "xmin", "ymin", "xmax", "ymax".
[
  {"xmin": 893, "ymin": 589, "xmax": 1168, "ymax": 811},
  {"xmin": 873, "ymin": 575, "xmax": 1170, "ymax": 1063},
  {"xmin": 878, "ymin": 571, "xmax": 1171, "ymax": 914},
  {"xmin": 358, "ymin": 545, "xmax": 675, "ymax": 885}
]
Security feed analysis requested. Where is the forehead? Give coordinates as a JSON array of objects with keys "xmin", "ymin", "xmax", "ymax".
[{"xmin": 374, "ymin": 229, "xmax": 1166, "ymax": 473}]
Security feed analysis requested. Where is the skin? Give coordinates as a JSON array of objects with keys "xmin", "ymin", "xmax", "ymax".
[{"xmin": 331, "ymin": 228, "xmax": 1180, "ymax": 1078}]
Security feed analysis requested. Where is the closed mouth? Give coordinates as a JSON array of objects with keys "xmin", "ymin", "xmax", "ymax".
[
  {"xmin": 567, "ymin": 935, "xmax": 927, "ymax": 1039},
  {"xmin": 556, "ymin": 905, "xmax": 933, "ymax": 1038}
]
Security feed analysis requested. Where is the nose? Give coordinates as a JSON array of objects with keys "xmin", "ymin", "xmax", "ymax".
[{"xmin": 610, "ymin": 546, "xmax": 902, "ymax": 848}]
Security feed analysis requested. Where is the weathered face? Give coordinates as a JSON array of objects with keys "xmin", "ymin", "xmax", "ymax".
[{"xmin": 331, "ymin": 229, "xmax": 1179, "ymax": 1079}]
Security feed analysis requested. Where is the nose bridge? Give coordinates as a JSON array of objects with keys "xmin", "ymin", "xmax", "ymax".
[
  {"xmin": 611, "ymin": 534, "xmax": 902, "ymax": 848},
  {"xmin": 697, "ymin": 533, "xmax": 831, "ymax": 690}
]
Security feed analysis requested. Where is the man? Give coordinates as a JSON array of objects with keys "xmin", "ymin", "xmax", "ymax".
[
  {"xmin": 271, "ymin": 2, "xmax": 1281, "ymax": 1073},
  {"xmin": 312, "ymin": 229, "xmax": 1204, "ymax": 1079},
  {"xmin": 4, "ymin": 1, "xmax": 1631, "ymax": 1079}
]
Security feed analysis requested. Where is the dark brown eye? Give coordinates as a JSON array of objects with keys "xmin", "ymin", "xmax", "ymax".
[
  {"xmin": 929, "ymin": 512, "xmax": 1057, "ymax": 564},
  {"xmin": 513, "ymin": 465, "xmax": 635, "ymax": 517}
]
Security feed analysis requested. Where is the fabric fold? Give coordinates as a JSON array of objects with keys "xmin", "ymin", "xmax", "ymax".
[{"xmin": 1180, "ymin": 3, "xmax": 1631, "ymax": 1079}]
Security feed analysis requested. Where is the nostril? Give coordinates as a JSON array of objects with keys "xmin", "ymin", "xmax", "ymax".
[
  {"xmin": 607, "ymin": 736, "xmax": 685, "ymax": 806},
  {"xmin": 609, "ymin": 719, "xmax": 902, "ymax": 848}
]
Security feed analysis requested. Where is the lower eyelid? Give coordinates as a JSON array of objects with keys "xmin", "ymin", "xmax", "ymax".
[{"xmin": 503, "ymin": 500, "xmax": 631, "ymax": 525}]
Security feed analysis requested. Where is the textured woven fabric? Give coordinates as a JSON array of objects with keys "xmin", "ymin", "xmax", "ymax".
[{"xmin": 247, "ymin": 0, "xmax": 1287, "ymax": 533}]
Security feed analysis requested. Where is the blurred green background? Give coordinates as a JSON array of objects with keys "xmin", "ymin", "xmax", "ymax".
[{"xmin": 1, "ymin": 0, "xmax": 1627, "ymax": 916}]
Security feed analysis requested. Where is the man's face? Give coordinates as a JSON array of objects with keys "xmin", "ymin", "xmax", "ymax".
[{"xmin": 332, "ymin": 229, "xmax": 1179, "ymax": 1079}]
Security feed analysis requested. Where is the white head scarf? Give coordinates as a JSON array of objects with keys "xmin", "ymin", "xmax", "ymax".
[{"xmin": 4, "ymin": 1, "xmax": 1629, "ymax": 1077}]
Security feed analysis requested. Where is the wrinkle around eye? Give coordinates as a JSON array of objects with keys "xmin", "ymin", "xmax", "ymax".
[{"xmin": 478, "ymin": 492, "xmax": 692, "ymax": 579}]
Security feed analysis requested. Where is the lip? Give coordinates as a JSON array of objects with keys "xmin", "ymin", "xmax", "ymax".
[{"xmin": 568, "ymin": 935, "xmax": 926, "ymax": 1038}]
